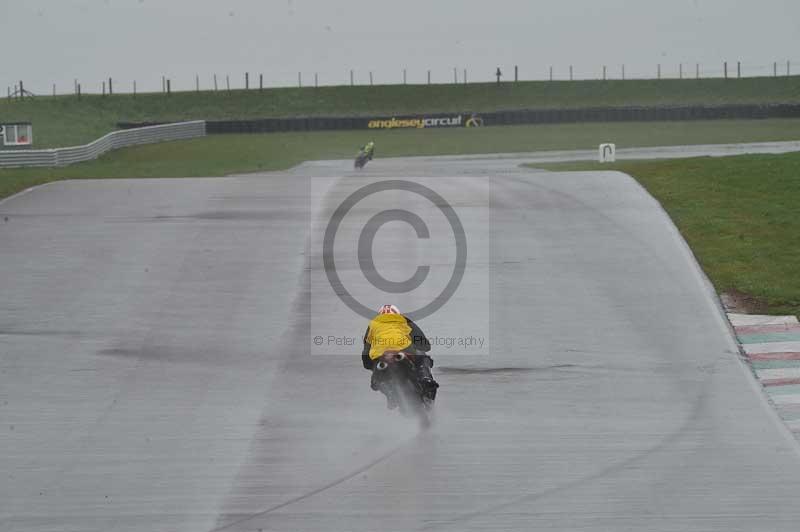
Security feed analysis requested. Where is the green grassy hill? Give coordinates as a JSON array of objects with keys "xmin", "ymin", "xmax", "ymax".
[{"xmin": 2, "ymin": 77, "xmax": 800, "ymax": 148}]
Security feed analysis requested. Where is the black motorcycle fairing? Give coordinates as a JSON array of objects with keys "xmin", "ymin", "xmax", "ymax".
[{"xmin": 372, "ymin": 352, "xmax": 436, "ymax": 420}]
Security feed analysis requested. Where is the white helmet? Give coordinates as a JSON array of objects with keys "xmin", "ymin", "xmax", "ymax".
[{"xmin": 378, "ymin": 304, "xmax": 400, "ymax": 315}]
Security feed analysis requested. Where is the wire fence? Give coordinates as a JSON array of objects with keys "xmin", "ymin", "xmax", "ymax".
[{"xmin": 6, "ymin": 59, "xmax": 800, "ymax": 99}]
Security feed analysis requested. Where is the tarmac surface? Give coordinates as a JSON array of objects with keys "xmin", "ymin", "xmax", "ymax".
[{"xmin": 3, "ymin": 145, "xmax": 800, "ymax": 531}]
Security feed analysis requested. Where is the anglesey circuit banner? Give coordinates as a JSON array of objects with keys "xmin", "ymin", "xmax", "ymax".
[
  {"xmin": 200, "ymin": 113, "xmax": 483, "ymax": 134},
  {"xmin": 366, "ymin": 114, "xmax": 484, "ymax": 129},
  {"xmin": 367, "ymin": 115, "xmax": 465, "ymax": 129}
]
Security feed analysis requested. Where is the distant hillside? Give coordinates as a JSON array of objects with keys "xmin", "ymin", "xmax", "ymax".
[{"xmin": 2, "ymin": 77, "xmax": 800, "ymax": 147}]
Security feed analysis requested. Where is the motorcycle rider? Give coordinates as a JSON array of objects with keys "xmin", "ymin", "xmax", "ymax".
[
  {"xmin": 360, "ymin": 140, "xmax": 375, "ymax": 160},
  {"xmin": 362, "ymin": 304, "xmax": 438, "ymax": 409}
]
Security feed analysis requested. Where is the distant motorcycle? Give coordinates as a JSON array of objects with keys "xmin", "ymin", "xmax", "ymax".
[
  {"xmin": 354, "ymin": 149, "xmax": 371, "ymax": 169},
  {"xmin": 374, "ymin": 351, "xmax": 435, "ymax": 428}
]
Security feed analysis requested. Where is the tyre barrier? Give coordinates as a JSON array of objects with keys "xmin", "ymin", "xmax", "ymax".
[
  {"xmin": 114, "ymin": 104, "xmax": 800, "ymax": 137},
  {"xmin": 185, "ymin": 104, "xmax": 800, "ymax": 134}
]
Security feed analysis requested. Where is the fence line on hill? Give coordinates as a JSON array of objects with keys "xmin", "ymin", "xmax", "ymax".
[{"xmin": 5, "ymin": 59, "xmax": 800, "ymax": 99}]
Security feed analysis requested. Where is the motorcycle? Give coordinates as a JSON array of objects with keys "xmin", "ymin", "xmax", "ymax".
[
  {"xmin": 354, "ymin": 149, "xmax": 371, "ymax": 169},
  {"xmin": 374, "ymin": 351, "xmax": 436, "ymax": 428}
]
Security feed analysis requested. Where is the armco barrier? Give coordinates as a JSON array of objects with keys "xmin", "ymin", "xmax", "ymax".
[{"xmin": 0, "ymin": 121, "xmax": 206, "ymax": 168}]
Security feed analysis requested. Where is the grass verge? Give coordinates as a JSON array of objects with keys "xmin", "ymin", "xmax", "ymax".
[
  {"xmin": 530, "ymin": 154, "xmax": 800, "ymax": 318},
  {"xmin": 2, "ymin": 77, "xmax": 800, "ymax": 147}
]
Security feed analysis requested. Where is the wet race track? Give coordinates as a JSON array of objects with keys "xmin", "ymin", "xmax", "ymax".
[{"xmin": 3, "ymin": 151, "xmax": 800, "ymax": 531}]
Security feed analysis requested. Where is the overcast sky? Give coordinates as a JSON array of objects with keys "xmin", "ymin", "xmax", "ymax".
[{"xmin": 3, "ymin": 0, "xmax": 800, "ymax": 94}]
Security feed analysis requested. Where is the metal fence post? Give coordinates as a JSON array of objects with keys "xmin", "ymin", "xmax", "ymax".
[
  {"xmin": 569, "ymin": 65, "xmax": 573, "ymax": 81},
  {"xmin": 403, "ymin": 69, "xmax": 407, "ymax": 84},
  {"xmin": 657, "ymin": 64, "xmax": 661, "ymax": 79},
  {"xmin": 427, "ymin": 70, "xmax": 431, "ymax": 84},
  {"xmin": 214, "ymin": 74, "xmax": 218, "ymax": 91},
  {"xmin": 134, "ymin": 80, "xmax": 137, "ymax": 97},
  {"xmin": 196, "ymin": 74, "xmax": 200, "ymax": 92},
  {"xmin": 260, "ymin": 74, "xmax": 263, "ymax": 91},
  {"xmin": 724, "ymin": 62, "xmax": 728, "ymax": 79},
  {"xmin": 549, "ymin": 66, "xmax": 553, "ymax": 81},
  {"xmin": 514, "ymin": 65, "xmax": 518, "ymax": 82},
  {"xmin": 622, "ymin": 64, "xmax": 625, "ymax": 80},
  {"xmin": 102, "ymin": 81, "xmax": 106, "ymax": 96},
  {"xmin": 464, "ymin": 68, "xmax": 467, "ymax": 84},
  {"xmin": 167, "ymin": 79, "xmax": 171, "ymax": 95},
  {"xmin": 679, "ymin": 64, "xmax": 683, "ymax": 79},
  {"xmin": 696, "ymin": 63, "xmax": 700, "ymax": 79},
  {"xmin": 603, "ymin": 65, "xmax": 606, "ymax": 80},
  {"xmin": 350, "ymin": 70, "xmax": 354, "ymax": 86},
  {"xmin": 109, "ymin": 77, "xmax": 113, "ymax": 95},
  {"xmin": 245, "ymin": 72, "xmax": 249, "ymax": 90},
  {"xmin": 737, "ymin": 61, "xmax": 741, "ymax": 78}
]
